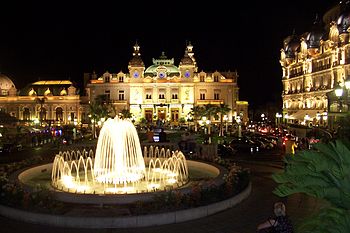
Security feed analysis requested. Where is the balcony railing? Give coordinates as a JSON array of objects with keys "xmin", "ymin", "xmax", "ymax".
[
  {"xmin": 196, "ymin": 99, "xmax": 224, "ymax": 105},
  {"xmin": 289, "ymin": 71, "xmax": 304, "ymax": 78},
  {"xmin": 107, "ymin": 99, "xmax": 128, "ymax": 104},
  {"xmin": 312, "ymin": 64, "xmax": 331, "ymax": 73}
]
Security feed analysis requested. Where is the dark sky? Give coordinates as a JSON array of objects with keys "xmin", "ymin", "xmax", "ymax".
[{"xmin": 0, "ymin": 1, "xmax": 339, "ymax": 109}]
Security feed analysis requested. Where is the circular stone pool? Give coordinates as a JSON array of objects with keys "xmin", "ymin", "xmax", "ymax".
[{"xmin": 18, "ymin": 160, "xmax": 226, "ymax": 205}]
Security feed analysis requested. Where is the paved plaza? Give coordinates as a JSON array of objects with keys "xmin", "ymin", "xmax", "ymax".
[{"xmin": 0, "ymin": 160, "xmax": 323, "ymax": 233}]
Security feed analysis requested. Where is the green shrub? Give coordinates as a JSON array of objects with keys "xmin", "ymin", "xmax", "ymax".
[{"xmin": 272, "ymin": 140, "xmax": 350, "ymax": 233}]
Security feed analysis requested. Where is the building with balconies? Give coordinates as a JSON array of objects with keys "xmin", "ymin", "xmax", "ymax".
[{"xmin": 280, "ymin": 1, "xmax": 350, "ymax": 128}]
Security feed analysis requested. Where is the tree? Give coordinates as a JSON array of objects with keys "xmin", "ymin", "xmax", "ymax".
[
  {"xmin": 120, "ymin": 108, "xmax": 132, "ymax": 119},
  {"xmin": 35, "ymin": 97, "xmax": 47, "ymax": 125},
  {"xmin": 215, "ymin": 104, "xmax": 231, "ymax": 136},
  {"xmin": 272, "ymin": 140, "xmax": 350, "ymax": 233},
  {"xmin": 203, "ymin": 104, "xmax": 216, "ymax": 135},
  {"xmin": 190, "ymin": 105, "xmax": 205, "ymax": 132},
  {"xmin": 88, "ymin": 95, "xmax": 111, "ymax": 138}
]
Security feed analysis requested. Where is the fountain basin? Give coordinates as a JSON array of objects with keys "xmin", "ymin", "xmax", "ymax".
[{"xmin": 18, "ymin": 160, "xmax": 225, "ymax": 204}]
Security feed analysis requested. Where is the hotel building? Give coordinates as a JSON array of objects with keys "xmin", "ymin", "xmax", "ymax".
[{"xmin": 280, "ymin": 1, "xmax": 350, "ymax": 128}]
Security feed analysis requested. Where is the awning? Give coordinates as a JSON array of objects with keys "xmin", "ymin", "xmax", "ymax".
[{"xmin": 288, "ymin": 110, "xmax": 321, "ymax": 120}]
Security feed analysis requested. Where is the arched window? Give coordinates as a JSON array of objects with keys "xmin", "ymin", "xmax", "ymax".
[
  {"xmin": 40, "ymin": 108, "xmax": 47, "ymax": 121},
  {"xmin": 56, "ymin": 107, "xmax": 63, "ymax": 121},
  {"xmin": 23, "ymin": 108, "xmax": 30, "ymax": 121}
]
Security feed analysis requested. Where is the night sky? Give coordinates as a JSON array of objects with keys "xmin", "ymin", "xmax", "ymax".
[{"xmin": 0, "ymin": 1, "xmax": 339, "ymax": 109}]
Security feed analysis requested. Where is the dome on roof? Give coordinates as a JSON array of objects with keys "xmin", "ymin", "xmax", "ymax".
[
  {"xmin": 285, "ymin": 34, "xmax": 300, "ymax": 58},
  {"xmin": 128, "ymin": 56, "xmax": 144, "ymax": 67},
  {"xmin": 0, "ymin": 73, "xmax": 15, "ymax": 90},
  {"xmin": 60, "ymin": 88, "xmax": 67, "ymax": 96},
  {"xmin": 307, "ymin": 16, "xmax": 326, "ymax": 48},
  {"xmin": 180, "ymin": 55, "xmax": 194, "ymax": 66},
  {"xmin": 337, "ymin": 1, "xmax": 350, "ymax": 33},
  {"xmin": 144, "ymin": 65, "xmax": 180, "ymax": 76}
]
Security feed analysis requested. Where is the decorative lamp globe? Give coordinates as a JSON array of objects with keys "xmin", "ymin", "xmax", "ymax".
[{"xmin": 335, "ymin": 83, "xmax": 343, "ymax": 97}]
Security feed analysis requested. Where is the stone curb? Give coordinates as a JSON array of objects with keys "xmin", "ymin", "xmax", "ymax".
[{"xmin": 0, "ymin": 182, "xmax": 251, "ymax": 228}]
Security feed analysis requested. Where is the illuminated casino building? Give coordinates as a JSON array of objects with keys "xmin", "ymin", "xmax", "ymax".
[{"xmin": 85, "ymin": 42, "xmax": 248, "ymax": 124}]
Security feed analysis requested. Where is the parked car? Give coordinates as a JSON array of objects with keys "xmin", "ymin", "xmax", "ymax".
[
  {"xmin": 230, "ymin": 137, "xmax": 260, "ymax": 154},
  {"xmin": 3, "ymin": 142, "xmax": 22, "ymax": 152},
  {"xmin": 218, "ymin": 143, "xmax": 237, "ymax": 157}
]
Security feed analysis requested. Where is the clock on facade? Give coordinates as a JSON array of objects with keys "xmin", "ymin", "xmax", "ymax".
[
  {"xmin": 133, "ymin": 71, "xmax": 139, "ymax": 78},
  {"xmin": 184, "ymin": 70, "xmax": 190, "ymax": 78},
  {"xmin": 158, "ymin": 71, "xmax": 166, "ymax": 78}
]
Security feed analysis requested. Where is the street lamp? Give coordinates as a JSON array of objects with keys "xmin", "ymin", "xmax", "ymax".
[
  {"xmin": 236, "ymin": 116, "xmax": 242, "ymax": 138},
  {"xmin": 322, "ymin": 111, "xmax": 328, "ymax": 120},
  {"xmin": 335, "ymin": 82, "xmax": 343, "ymax": 97},
  {"xmin": 304, "ymin": 113, "xmax": 310, "ymax": 126},
  {"xmin": 91, "ymin": 119, "xmax": 96, "ymax": 139},
  {"xmin": 284, "ymin": 113, "xmax": 289, "ymax": 125},
  {"xmin": 186, "ymin": 114, "xmax": 192, "ymax": 130},
  {"xmin": 261, "ymin": 113, "xmax": 265, "ymax": 122},
  {"xmin": 316, "ymin": 112, "xmax": 321, "ymax": 125},
  {"xmin": 223, "ymin": 115, "xmax": 228, "ymax": 134},
  {"xmin": 275, "ymin": 113, "xmax": 282, "ymax": 126}
]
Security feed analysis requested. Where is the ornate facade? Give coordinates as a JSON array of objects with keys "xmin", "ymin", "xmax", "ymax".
[
  {"xmin": 85, "ymin": 42, "xmax": 247, "ymax": 124},
  {"xmin": 280, "ymin": 1, "xmax": 350, "ymax": 127},
  {"xmin": 0, "ymin": 75, "xmax": 83, "ymax": 126}
]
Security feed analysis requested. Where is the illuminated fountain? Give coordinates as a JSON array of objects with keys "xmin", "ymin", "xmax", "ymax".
[{"xmin": 51, "ymin": 118, "xmax": 188, "ymax": 194}]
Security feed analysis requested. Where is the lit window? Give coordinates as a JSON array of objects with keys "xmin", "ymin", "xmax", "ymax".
[
  {"xmin": 119, "ymin": 90, "xmax": 124, "ymax": 100},
  {"xmin": 214, "ymin": 93, "xmax": 220, "ymax": 100},
  {"xmin": 105, "ymin": 90, "xmax": 110, "ymax": 101}
]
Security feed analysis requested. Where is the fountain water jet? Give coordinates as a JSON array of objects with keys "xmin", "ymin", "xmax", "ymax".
[
  {"xmin": 51, "ymin": 117, "xmax": 188, "ymax": 194},
  {"xmin": 94, "ymin": 118, "xmax": 146, "ymax": 185}
]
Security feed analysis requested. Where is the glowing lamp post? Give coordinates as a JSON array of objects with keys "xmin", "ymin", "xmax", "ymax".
[
  {"xmin": 223, "ymin": 115, "xmax": 228, "ymax": 134},
  {"xmin": 334, "ymin": 82, "xmax": 345, "ymax": 112},
  {"xmin": 236, "ymin": 116, "xmax": 242, "ymax": 138},
  {"xmin": 322, "ymin": 111, "xmax": 328, "ymax": 126},
  {"xmin": 202, "ymin": 116, "xmax": 207, "ymax": 134},
  {"xmin": 186, "ymin": 114, "xmax": 192, "ymax": 130},
  {"xmin": 304, "ymin": 113, "xmax": 310, "ymax": 126},
  {"xmin": 335, "ymin": 83, "xmax": 343, "ymax": 97},
  {"xmin": 275, "ymin": 113, "xmax": 282, "ymax": 126},
  {"xmin": 261, "ymin": 113, "xmax": 265, "ymax": 122},
  {"xmin": 316, "ymin": 112, "xmax": 321, "ymax": 125},
  {"xmin": 91, "ymin": 119, "xmax": 96, "ymax": 139},
  {"xmin": 284, "ymin": 113, "xmax": 289, "ymax": 124}
]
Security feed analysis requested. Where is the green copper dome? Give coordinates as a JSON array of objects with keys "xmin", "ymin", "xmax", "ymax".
[{"xmin": 144, "ymin": 52, "xmax": 180, "ymax": 77}]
